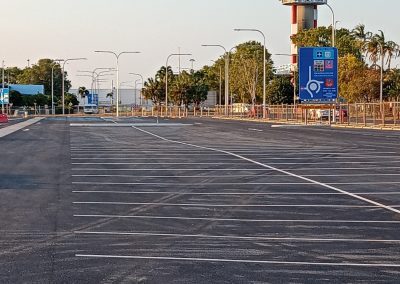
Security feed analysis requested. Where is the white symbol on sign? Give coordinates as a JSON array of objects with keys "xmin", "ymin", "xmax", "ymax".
[{"xmin": 305, "ymin": 66, "xmax": 324, "ymax": 98}]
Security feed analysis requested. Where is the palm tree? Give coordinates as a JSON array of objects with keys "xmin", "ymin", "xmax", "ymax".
[
  {"xmin": 142, "ymin": 77, "xmax": 163, "ymax": 106},
  {"xmin": 384, "ymin": 40, "xmax": 399, "ymax": 70},
  {"xmin": 106, "ymin": 91, "xmax": 114, "ymax": 104},
  {"xmin": 352, "ymin": 24, "xmax": 372, "ymax": 43},
  {"xmin": 352, "ymin": 24, "xmax": 372, "ymax": 55},
  {"xmin": 367, "ymin": 30, "xmax": 399, "ymax": 70},
  {"xmin": 78, "ymin": 86, "xmax": 89, "ymax": 99}
]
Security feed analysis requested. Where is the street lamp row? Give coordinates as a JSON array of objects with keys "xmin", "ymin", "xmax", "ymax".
[{"xmin": 94, "ymin": 51, "xmax": 141, "ymax": 117}]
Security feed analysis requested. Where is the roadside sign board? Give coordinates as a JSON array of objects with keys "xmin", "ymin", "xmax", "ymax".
[
  {"xmin": 0, "ymin": 88, "xmax": 10, "ymax": 104},
  {"xmin": 299, "ymin": 47, "xmax": 338, "ymax": 103},
  {"xmin": 87, "ymin": 93, "xmax": 99, "ymax": 106}
]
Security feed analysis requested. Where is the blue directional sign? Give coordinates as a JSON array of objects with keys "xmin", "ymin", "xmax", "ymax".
[
  {"xmin": 87, "ymin": 93, "xmax": 99, "ymax": 106},
  {"xmin": 299, "ymin": 47, "xmax": 338, "ymax": 102},
  {"xmin": 0, "ymin": 88, "xmax": 10, "ymax": 104}
]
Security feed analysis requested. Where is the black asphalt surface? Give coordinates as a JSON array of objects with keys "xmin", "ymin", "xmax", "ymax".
[{"xmin": 1, "ymin": 116, "xmax": 400, "ymax": 283}]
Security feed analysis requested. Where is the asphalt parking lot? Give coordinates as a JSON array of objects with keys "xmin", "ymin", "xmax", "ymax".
[{"xmin": 1, "ymin": 116, "xmax": 400, "ymax": 283}]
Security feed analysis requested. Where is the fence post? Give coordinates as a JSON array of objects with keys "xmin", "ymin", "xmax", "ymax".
[
  {"xmin": 363, "ymin": 103, "xmax": 367, "ymax": 127},
  {"xmin": 355, "ymin": 103, "xmax": 358, "ymax": 125}
]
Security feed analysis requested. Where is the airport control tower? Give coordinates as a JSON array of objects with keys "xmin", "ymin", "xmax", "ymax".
[{"xmin": 281, "ymin": 0, "xmax": 328, "ymax": 67}]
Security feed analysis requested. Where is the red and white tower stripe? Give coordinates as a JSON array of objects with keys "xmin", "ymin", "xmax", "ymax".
[{"xmin": 290, "ymin": 4, "xmax": 319, "ymax": 67}]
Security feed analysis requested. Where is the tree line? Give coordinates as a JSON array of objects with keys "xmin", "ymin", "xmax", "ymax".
[
  {"xmin": 143, "ymin": 25, "xmax": 400, "ymax": 107},
  {"xmin": 142, "ymin": 41, "xmax": 294, "ymax": 108},
  {"xmin": 0, "ymin": 59, "xmax": 78, "ymax": 108}
]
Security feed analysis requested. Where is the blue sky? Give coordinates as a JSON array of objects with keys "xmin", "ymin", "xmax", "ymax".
[{"xmin": 2, "ymin": 0, "xmax": 400, "ymax": 88}]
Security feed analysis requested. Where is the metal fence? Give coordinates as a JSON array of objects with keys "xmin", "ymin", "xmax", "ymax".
[
  {"xmin": 205, "ymin": 103, "xmax": 400, "ymax": 128},
  {"xmin": 136, "ymin": 103, "xmax": 399, "ymax": 129},
  {"xmin": 4, "ymin": 102, "xmax": 400, "ymax": 129}
]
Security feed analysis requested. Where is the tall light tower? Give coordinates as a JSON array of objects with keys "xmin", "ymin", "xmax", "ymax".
[{"xmin": 281, "ymin": 0, "xmax": 327, "ymax": 67}]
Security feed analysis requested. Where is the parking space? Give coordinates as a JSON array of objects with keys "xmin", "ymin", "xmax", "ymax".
[{"xmin": 69, "ymin": 118, "xmax": 400, "ymax": 282}]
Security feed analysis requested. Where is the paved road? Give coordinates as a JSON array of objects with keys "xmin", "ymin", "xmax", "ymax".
[{"xmin": 1, "ymin": 116, "xmax": 400, "ymax": 283}]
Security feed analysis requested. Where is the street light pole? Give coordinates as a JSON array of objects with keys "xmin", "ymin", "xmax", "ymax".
[
  {"xmin": 51, "ymin": 59, "xmax": 64, "ymax": 115},
  {"xmin": 325, "ymin": 3, "xmax": 335, "ymax": 47},
  {"xmin": 189, "ymin": 59, "xmax": 195, "ymax": 72},
  {"xmin": 377, "ymin": 42, "xmax": 384, "ymax": 105},
  {"xmin": 129, "ymin": 73, "xmax": 144, "ymax": 105},
  {"xmin": 202, "ymin": 44, "xmax": 229, "ymax": 114},
  {"xmin": 234, "ymin": 28, "xmax": 267, "ymax": 119},
  {"xmin": 165, "ymin": 53, "xmax": 192, "ymax": 116},
  {"xmin": 61, "ymin": 58, "xmax": 87, "ymax": 115},
  {"xmin": 95, "ymin": 51, "xmax": 141, "ymax": 117},
  {"xmin": 134, "ymin": 79, "xmax": 141, "ymax": 106}
]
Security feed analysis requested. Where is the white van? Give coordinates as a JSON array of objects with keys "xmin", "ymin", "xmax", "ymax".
[{"xmin": 83, "ymin": 104, "xmax": 99, "ymax": 114}]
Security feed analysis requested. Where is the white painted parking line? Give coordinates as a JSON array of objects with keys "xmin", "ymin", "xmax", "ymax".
[
  {"xmin": 73, "ymin": 201, "xmax": 379, "ymax": 208},
  {"xmin": 289, "ymin": 167, "xmax": 400, "ymax": 171},
  {"xmin": 70, "ymin": 167, "xmax": 400, "ymax": 172},
  {"xmin": 71, "ymin": 173, "xmax": 400, "ymax": 178},
  {"xmin": 70, "ymin": 156, "xmax": 400, "ymax": 160},
  {"xmin": 71, "ymin": 162, "xmax": 247, "ymax": 165},
  {"xmin": 132, "ymin": 126, "xmax": 400, "ymax": 215},
  {"xmin": 72, "ymin": 174, "xmax": 269, "ymax": 178},
  {"xmin": 74, "ymin": 231, "xmax": 400, "ymax": 243},
  {"xmin": 75, "ymin": 254, "xmax": 400, "ymax": 268},
  {"xmin": 72, "ymin": 191, "xmax": 400, "ymax": 196},
  {"xmin": 265, "ymin": 161, "xmax": 400, "ymax": 165},
  {"xmin": 71, "ymin": 168, "xmax": 270, "ymax": 171},
  {"xmin": 72, "ymin": 182, "xmax": 314, "ymax": 185},
  {"xmin": 74, "ymin": 214, "xmax": 400, "ymax": 224},
  {"xmin": 70, "ymin": 123, "xmax": 192, "ymax": 127},
  {"xmin": 330, "ymin": 182, "xmax": 400, "ymax": 185},
  {"xmin": 71, "ymin": 154, "xmax": 242, "ymax": 163}
]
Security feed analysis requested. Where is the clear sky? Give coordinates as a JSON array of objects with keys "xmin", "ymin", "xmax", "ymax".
[{"xmin": 2, "ymin": 0, "xmax": 400, "ymax": 89}]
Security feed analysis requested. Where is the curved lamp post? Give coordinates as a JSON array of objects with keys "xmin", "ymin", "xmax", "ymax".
[
  {"xmin": 95, "ymin": 51, "xmax": 141, "ymax": 117},
  {"xmin": 165, "ymin": 53, "xmax": 192, "ymax": 116},
  {"xmin": 61, "ymin": 58, "xmax": 87, "ymax": 115},
  {"xmin": 234, "ymin": 28, "xmax": 267, "ymax": 119}
]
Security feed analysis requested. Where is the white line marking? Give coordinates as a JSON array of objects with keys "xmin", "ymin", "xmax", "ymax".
[
  {"xmin": 74, "ymin": 231, "xmax": 400, "ymax": 243},
  {"xmin": 74, "ymin": 215, "xmax": 400, "ymax": 224},
  {"xmin": 70, "ymin": 123, "xmax": 192, "ymax": 127},
  {"xmin": 72, "ymin": 175, "xmax": 273, "ymax": 178},
  {"xmin": 70, "ymin": 156, "xmax": 400, "ymax": 161},
  {"xmin": 248, "ymin": 128, "xmax": 263, "ymax": 132},
  {"xmin": 72, "ymin": 182, "xmax": 314, "ymax": 185},
  {"xmin": 71, "ymin": 174, "xmax": 400, "ymax": 178},
  {"xmin": 75, "ymin": 254, "xmax": 400, "ymax": 268},
  {"xmin": 71, "ymin": 158, "xmax": 242, "ymax": 162},
  {"xmin": 71, "ymin": 168, "xmax": 268, "ymax": 171},
  {"xmin": 289, "ymin": 167, "xmax": 400, "ymax": 171},
  {"xmin": 73, "ymin": 202, "xmax": 378, "ymax": 208},
  {"xmin": 132, "ymin": 126, "xmax": 400, "ymax": 215},
  {"xmin": 264, "ymin": 161, "xmax": 400, "ymax": 165},
  {"xmin": 72, "ymin": 191, "xmax": 400, "ymax": 196},
  {"xmin": 71, "ymin": 163, "xmax": 247, "ymax": 165},
  {"xmin": 70, "ymin": 167, "xmax": 400, "ymax": 172}
]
